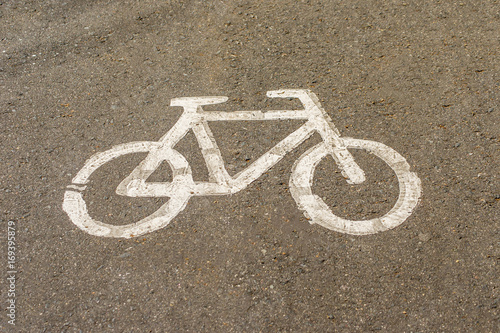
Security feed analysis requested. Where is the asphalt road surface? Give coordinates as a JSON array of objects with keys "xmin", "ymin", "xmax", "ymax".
[{"xmin": 1, "ymin": 0, "xmax": 498, "ymax": 332}]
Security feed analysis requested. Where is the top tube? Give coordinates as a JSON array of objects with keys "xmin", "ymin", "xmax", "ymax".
[
  {"xmin": 171, "ymin": 89, "xmax": 318, "ymax": 121},
  {"xmin": 201, "ymin": 110, "xmax": 310, "ymax": 121}
]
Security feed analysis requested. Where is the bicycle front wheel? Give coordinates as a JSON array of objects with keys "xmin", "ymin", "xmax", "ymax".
[
  {"xmin": 289, "ymin": 138, "xmax": 421, "ymax": 235},
  {"xmin": 63, "ymin": 141, "xmax": 193, "ymax": 238}
]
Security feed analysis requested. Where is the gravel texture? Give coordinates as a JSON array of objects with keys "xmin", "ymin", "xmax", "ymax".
[{"xmin": 1, "ymin": 0, "xmax": 498, "ymax": 332}]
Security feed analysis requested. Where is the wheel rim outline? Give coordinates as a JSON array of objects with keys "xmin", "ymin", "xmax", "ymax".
[
  {"xmin": 62, "ymin": 141, "xmax": 194, "ymax": 238},
  {"xmin": 289, "ymin": 138, "xmax": 422, "ymax": 235}
]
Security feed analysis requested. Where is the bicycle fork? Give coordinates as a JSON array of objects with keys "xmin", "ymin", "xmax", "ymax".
[
  {"xmin": 267, "ymin": 90, "xmax": 366, "ymax": 184},
  {"xmin": 313, "ymin": 113, "xmax": 366, "ymax": 184}
]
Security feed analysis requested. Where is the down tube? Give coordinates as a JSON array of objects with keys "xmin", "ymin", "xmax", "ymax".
[{"xmin": 230, "ymin": 122, "xmax": 315, "ymax": 191}]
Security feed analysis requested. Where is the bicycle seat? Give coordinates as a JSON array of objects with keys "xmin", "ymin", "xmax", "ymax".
[{"xmin": 171, "ymin": 96, "xmax": 229, "ymax": 107}]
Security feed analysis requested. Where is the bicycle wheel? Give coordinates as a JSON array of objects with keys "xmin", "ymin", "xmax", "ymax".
[
  {"xmin": 289, "ymin": 138, "xmax": 421, "ymax": 235},
  {"xmin": 62, "ymin": 141, "xmax": 194, "ymax": 238}
]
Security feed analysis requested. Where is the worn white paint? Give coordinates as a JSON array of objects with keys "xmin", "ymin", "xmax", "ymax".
[
  {"xmin": 289, "ymin": 139, "xmax": 421, "ymax": 235},
  {"xmin": 63, "ymin": 89, "xmax": 421, "ymax": 238}
]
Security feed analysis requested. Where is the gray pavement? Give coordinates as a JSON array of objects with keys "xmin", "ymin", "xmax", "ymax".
[{"xmin": 1, "ymin": 0, "xmax": 498, "ymax": 331}]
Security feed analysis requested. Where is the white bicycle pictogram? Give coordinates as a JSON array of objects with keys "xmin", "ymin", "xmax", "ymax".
[{"xmin": 63, "ymin": 89, "xmax": 421, "ymax": 238}]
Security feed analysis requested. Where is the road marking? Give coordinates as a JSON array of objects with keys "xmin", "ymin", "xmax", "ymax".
[
  {"xmin": 289, "ymin": 139, "xmax": 422, "ymax": 235},
  {"xmin": 63, "ymin": 90, "xmax": 421, "ymax": 238}
]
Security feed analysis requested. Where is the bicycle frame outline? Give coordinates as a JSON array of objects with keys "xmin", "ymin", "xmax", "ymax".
[
  {"xmin": 114, "ymin": 89, "xmax": 366, "ymax": 199},
  {"xmin": 64, "ymin": 89, "xmax": 421, "ymax": 238}
]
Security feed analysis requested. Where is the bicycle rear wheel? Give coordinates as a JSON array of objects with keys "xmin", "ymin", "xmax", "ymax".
[
  {"xmin": 63, "ymin": 141, "xmax": 194, "ymax": 238},
  {"xmin": 289, "ymin": 138, "xmax": 421, "ymax": 235}
]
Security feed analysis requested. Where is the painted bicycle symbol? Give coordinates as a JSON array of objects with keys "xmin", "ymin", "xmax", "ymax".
[{"xmin": 63, "ymin": 90, "xmax": 421, "ymax": 238}]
